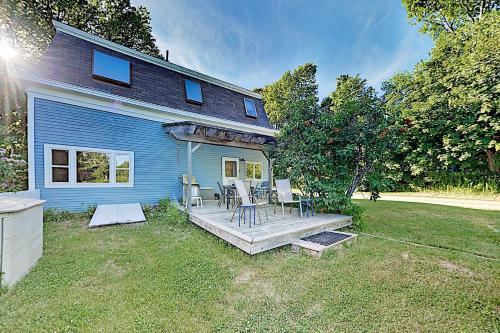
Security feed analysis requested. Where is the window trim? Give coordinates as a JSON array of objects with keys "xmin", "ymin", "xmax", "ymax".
[
  {"xmin": 243, "ymin": 98, "xmax": 258, "ymax": 118},
  {"xmin": 245, "ymin": 161, "xmax": 263, "ymax": 180},
  {"xmin": 50, "ymin": 149, "xmax": 70, "ymax": 183},
  {"xmin": 92, "ymin": 49, "xmax": 132, "ymax": 86},
  {"xmin": 221, "ymin": 157, "xmax": 240, "ymax": 185},
  {"xmin": 44, "ymin": 144, "xmax": 134, "ymax": 188},
  {"xmin": 184, "ymin": 79, "xmax": 203, "ymax": 105}
]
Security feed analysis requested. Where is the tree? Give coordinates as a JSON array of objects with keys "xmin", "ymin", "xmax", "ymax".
[
  {"xmin": 261, "ymin": 63, "xmax": 318, "ymax": 128},
  {"xmin": 402, "ymin": 0, "xmax": 499, "ymax": 38},
  {"xmin": 0, "ymin": 0, "xmax": 162, "ymax": 61},
  {"xmin": 269, "ymin": 71, "xmax": 394, "ymax": 224},
  {"xmin": 383, "ymin": 11, "xmax": 500, "ymax": 178},
  {"xmin": 437, "ymin": 12, "xmax": 500, "ymax": 172},
  {"xmin": 321, "ymin": 75, "xmax": 396, "ymax": 198},
  {"xmin": 0, "ymin": 1, "xmax": 53, "ymax": 61},
  {"xmin": 36, "ymin": 0, "xmax": 163, "ymax": 58}
]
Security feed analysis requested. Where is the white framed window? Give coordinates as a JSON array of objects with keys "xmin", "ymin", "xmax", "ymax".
[
  {"xmin": 222, "ymin": 157, "xmax": 239, "ymax": 185},
  {"xmin": 246, "ymin": 161, "xmax": 263, "ymax": 180},
  {"xmin": 44, "ymin": 144, "xmax": 134, "ymax": 188}
]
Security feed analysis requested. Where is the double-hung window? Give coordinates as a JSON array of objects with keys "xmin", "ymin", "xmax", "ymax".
[
  {"xmin": 45, "ymin": 144, "xmax": 134, "ymax": 188},
  {"xmin": 246, "ymin": 161, "xmax": 263, "ymax": 180},
  {"xmin": 51, "ymin": 149, "xmax": 70, "ymax": 183}
]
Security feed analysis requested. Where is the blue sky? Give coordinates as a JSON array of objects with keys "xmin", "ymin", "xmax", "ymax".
[{"xmin": 131, "ymin": 0, "xmax": 433, "ymax": 98}]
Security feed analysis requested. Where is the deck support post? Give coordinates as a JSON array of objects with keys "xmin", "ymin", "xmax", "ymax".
[
  {"xmin": 267, "ymin": 158, "xmax": 273, "ymax": 204},
  {"xmin": 187, "ymin": 140, "xmax": 192, "ymax": 212}
]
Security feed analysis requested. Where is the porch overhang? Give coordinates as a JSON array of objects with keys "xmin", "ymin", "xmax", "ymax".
[{"xmin": 163, "ymin": 121, "xmax": 275, "ymax": 151}]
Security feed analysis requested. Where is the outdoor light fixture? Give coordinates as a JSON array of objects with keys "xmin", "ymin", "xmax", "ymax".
[{"xmin": 0, "ymin": 40, "xmax": 18, "ymax": 61}]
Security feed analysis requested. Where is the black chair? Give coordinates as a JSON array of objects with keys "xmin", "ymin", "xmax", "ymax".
[
  {"xmin": 216, "ymin": 182, "xmax": 225, "ymax": 207},
  {"xmin": 254, "ymin": 181, "xmax": 269, "ymax": 199}
]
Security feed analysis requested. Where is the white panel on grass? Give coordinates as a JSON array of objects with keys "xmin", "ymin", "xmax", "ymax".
[{"xmin": 89, "ymin": 204, "xmax": 146, "ymax": 227}]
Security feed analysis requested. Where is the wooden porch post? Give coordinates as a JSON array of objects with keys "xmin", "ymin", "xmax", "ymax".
[
  {"xmin": 267, "ymin": 157, "xmax": 273, "ymax": 204},
  {"xmin": 187, "ymin": 140, "xmax": 192, "ymax": 212}
]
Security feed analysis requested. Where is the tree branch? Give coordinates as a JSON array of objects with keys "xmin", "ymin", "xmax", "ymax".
[
  {"xmin": 459, "ymin": 0, "xmax": 477, "ymax": 22},
  {"xmin": 479, "ymin": 0, "xmax": 486, "ymax": 20},
  {"xmin": 438, "ymin": 13, "xmax": 455, "ymax": 33}
]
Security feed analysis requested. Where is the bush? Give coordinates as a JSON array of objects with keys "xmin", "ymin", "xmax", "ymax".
[
  {"xmin": 387, "ymin": 171, "xmax": 499, "ymax": 194},
  {"xmin": 43, "ymin": 206, "xmax": 96, "ymax": 223},
  {"xmin": 43, "ymin": 199, "xmax": 187, "ymax": 226},
  {"xmin": 0, "ymin": 148, "xmax": 27, "ymax": 192},
  {"xmin": 314, "ymin": 192, "xmax": 364, "ymax": 229},
  {"xmin": 143, "ymin": 198, "xmax": 188, "ymax": 225}
]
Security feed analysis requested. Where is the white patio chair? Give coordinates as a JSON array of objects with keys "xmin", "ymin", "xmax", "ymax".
[
  {"xmin": 184, "ymin": 185, "xmax": 203, "ymax": 208},
  {"xmin": 241, "ymin": 180, "xmax": 253, "ymax": 197},
  {"xmin": 231, "ymin": 180, "xmax": 268, "ymax": 227},
  {"xmin": 274, "ymin": 179, "xmax": 303, "ymax": 217}
]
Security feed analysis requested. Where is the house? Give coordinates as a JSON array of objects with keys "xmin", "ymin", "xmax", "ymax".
[
  {"xmin": 19, "ymin": 21, "xmax": 276, "ymax": 211},
  {"xmin": 15, "ymin": 22, "xmax": 353, "ymax": 254}
]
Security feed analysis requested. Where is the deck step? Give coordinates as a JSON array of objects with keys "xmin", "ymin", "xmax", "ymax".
[{"xmin": 291, "ymin": 231, "xmax": 357, "ymax": 257}]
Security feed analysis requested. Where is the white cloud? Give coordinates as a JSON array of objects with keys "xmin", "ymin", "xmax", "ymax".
[
  {"xmin": 363, "ymin": 31, "xmax": 430, "ymax": 88},
  {"xmin": 133, "ymin": 0, "xmax": 433, "ymax": 96},
  {"xmin": 137, "ymin": 0, "xmax": 274, "ymax": 90}
]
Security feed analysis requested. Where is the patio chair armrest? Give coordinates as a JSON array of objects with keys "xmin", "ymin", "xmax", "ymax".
[{"xmin": 239, "ymin": 195, "xmax": 262, "ymax": 203}]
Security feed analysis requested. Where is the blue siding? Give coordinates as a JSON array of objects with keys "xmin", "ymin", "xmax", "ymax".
[
  {"xmin": 192, "ymin": 144, "xmax": 268, "ymax": 191},
  {"xmin": 34, "ymin": 98, "xmax": 268, "ymax": 211}
]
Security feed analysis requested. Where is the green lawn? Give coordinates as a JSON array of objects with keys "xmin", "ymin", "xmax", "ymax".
[{"xmin": 0, "ymin": 201, "xmax": 499, "ymax": 332}]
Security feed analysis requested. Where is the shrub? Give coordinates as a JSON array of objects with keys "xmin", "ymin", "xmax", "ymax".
[
  {"xmin": 315, "ymin": 192, "xmax": 364, "ymax": 229},
  {"xmin": 43, "ymin": 206, "xmax": 96, "ymax": 223},
  {"xmin": 0, "ymin": 148, "xmax": 27, "ymax": 192},
  {"xmin": 143, "ymin": 198, "xmax": 188, "ymax": 225}
]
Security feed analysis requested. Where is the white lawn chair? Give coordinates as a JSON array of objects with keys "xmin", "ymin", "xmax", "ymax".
[
  {"xmin": 231, "ymin": 180, "xmax": 268, "ymax": 227},
  {"xmin": 274, "ymin": 179, "xmax": 302, "ymax": 217},
  {"xmin": 241, "ymin": 180, "xmax": 253, "ymax": 196}
]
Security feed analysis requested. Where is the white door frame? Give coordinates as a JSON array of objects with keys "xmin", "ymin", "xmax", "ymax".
[{"xmin": 222, "ymin": 157, "xmax": 240, "ymax": 185}]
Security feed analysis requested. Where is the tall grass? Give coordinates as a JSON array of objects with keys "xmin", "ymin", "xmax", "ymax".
[{"xmin": 391, "ymin": 171, "xmax": 499, "ymax": 196}]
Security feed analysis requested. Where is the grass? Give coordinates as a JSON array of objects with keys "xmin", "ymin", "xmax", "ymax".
[
  {"xmin": 357, "ymin": 190, "xmax": 500, "ymax": 200},
  {"xmin": 0, "ymin": 201, "xmax": 499, "ymax": 332}
]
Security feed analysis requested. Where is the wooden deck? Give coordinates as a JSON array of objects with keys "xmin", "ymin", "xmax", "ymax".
[{"xmin": 187, "ymin": 201, "xmax": 352, "ymax": 255}]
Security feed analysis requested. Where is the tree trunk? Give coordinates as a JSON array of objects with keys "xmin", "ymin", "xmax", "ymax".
[
  {"xmin": 485, "ymin": 148, "xmax": 497, "ymax": 173},
  {"xmin": 345, "ymin": 172, "xmax": 364, "ymax": 198}
]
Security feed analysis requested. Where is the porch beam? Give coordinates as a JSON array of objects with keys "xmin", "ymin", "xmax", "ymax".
[
  {"xmin": 170, "ymin": 132, "xmax": 265, "ymax": 151},
  {"xmin": 191, "ymin": 143, "xmax": 202, "ymax": 154},
  {"xmin": 163, "ymin": 122, "xmax": 275, "ymax": 151}
]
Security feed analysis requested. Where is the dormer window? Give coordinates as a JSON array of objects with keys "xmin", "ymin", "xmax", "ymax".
[
  {"xmin": 92, "ymin": 50, "xmax": 131, "ymax": 85},
  {"xmin": 185, "ymin": 79, "xmax": 203, "ymax": 104},
  {"xmin": 244, "ymin": 98, "xmax": 257, "ymax": 118}
]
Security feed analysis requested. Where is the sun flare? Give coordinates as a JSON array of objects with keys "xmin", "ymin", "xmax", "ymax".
[{"xmin": 0, "ymin": 40, "xmax": 18, "ymax": 60}]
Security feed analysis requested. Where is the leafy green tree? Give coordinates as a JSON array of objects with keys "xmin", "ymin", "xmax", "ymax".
[
  {"xmin": 36, "ymin": 0, "xmax": 163, "ymax": 58},
  {"xmin": 0, "ymin": 1, "xmax": 53, "ymax": 61},
  {"xmin": 1, "ymin": 0, "xmax": 162, "ymax": 60},
  {"xmin": 270, "ymin": 72, "xmax": 395, "ymax": 224},
  {"xmin": 321, "ymin": 75, "xmax": 396, "ymax": 197},
  {"xmin": 383, "ymin": 11, "xmax": 499, "ymax": 179},
  {"xmin": 437, "ymin": 12, "xmax": 500, "ymax": 172},
  {"xmin": 402, "ymin": 0, "xmax": 499, "ymax": 38},
  {"xmin": 261, "ymin": 63, "xmax": 318, "ymax": 128}
]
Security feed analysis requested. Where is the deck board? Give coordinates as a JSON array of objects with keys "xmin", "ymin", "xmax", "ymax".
[{"xmin": 188, "ymin": 201, "xmax": 352, "ymax": 254}]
